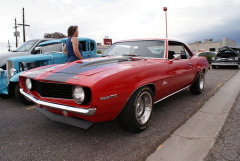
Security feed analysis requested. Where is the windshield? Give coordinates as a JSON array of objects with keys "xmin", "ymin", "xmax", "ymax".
[
  {"xmin": 103, "ymin": 40, "xmax": 165, "ymax": 58},
  {"xmin": 13, "ymin": 39, "xmax": 39, "ymax": 52}
]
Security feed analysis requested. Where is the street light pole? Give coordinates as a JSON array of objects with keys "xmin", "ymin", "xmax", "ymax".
[{"xmin": 163, "ymin": 7, "xmax": 168, "ymax": 38}]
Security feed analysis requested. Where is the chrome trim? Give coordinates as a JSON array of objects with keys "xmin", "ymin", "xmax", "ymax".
[
  {"xmin": 211, "ymin": 63, "xmax": 238, "ymax": 66},
  {"xmin": 6, "ymin": 60, "xmax": 14, "ymax": 85},
  {"xmin": 154, "ymin": 86, "xmax": 190, "ymax": 104},
  {"xmin": 20, "ymin": 88, "xmax": 96, "ymax": 115}
]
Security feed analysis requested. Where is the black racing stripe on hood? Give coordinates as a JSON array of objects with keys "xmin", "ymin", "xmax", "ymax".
[
  {"xmin": 54, "ymin": 57, "xmax": 125, "ymax": 74},
  {"xmin": 43, "ymin": 73, "xmax": 80, "ymax": 82},
  {"xmin": 44, "ymin": 63, "xmax": 116, "ymax": 82},
  {"xmin": 44, "ymin": 57, "xmax": 128, "ymax": 82}
]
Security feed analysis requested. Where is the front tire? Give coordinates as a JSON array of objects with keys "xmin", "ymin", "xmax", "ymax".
[
  {"xmin": 15, "ymin": 84, "xmax": 34, "ymax": 105},
  {"xmin": 190, "ymin": 71, "xmax": 205, "ymax": 95},
  {"xmin": 0, "ymin": 94, "xmax": 10, "ymax": 99},
  {"xmin": 212, "ymin": 65, "xmax": 216, "ymax": 69},
  {"xmin": 117, "ymin": 86, "xmax": 154, "ymax": 133}
]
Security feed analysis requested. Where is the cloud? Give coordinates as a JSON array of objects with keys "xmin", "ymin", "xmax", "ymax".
[{"xmin": 0, "ymin": 0, "xmax": 239, "ymax": 53}]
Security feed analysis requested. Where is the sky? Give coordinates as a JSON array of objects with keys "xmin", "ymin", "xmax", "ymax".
[{"xmin": 0, "ymin": 0, "xmax": 240, "ymax": 53}]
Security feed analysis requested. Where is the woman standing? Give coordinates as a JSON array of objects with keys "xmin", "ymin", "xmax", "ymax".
[{"xmin": 63, "ymin": 26, "xmax": 83, "ymax": 62}]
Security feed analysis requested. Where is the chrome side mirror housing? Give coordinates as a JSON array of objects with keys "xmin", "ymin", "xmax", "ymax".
[
  {"xmin": 33, "ymin": 47, "xmax": 41, "ymax": 54},
  {"xmin": 173, "ymin": 54, "xmax": 181, "ymax": 60},
  {"xmin": 35, "ymin": 47, "xmax": 41, "ymax": 52}
]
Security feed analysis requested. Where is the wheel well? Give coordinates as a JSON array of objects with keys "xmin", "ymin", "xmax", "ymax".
[
  {"xmin": 8, "ymin": 82, "xmax": 17, "ymax": 97},
  {"xmin": 115, "ymin": 83, "xmax": 156, "ymax": 120},
  {"xmin": 148, "ymin": 84, "xmax": 156, "ymax": 96},
  {"xmin": 202, "ymin": 68, "xmax": 205, "ymax": 73}
]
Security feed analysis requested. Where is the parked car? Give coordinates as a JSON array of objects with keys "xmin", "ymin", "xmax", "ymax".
[
  {"xmin": 197, "ymin": 52, "xmax": 216, "ymax": 64},
  {"xmin": 0, "ymin": 37, "xmax": 99, "ymax": 104},
  {"xmin": 0, "ymin": 39, "xmax": 53, "ymax": 70},
  {"xmin": 19, "ymin": 39, "xmax": 209, "ymax": 133},
  {"xmin": 211, "ymin": 46, "xmax": 240, "ymax": 69}
]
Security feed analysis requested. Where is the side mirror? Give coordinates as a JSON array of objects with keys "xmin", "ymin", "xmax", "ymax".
[
  {"xmin": 173, "ymin": 54, "xmax": 181, "ymax": 60},
  {"xmin": 35, "ymin": 47, "xmax": 41, "ymax": 51},
  {"xmin": 33, "ymin": 47, "xmax": 41, "ymax": 54}
]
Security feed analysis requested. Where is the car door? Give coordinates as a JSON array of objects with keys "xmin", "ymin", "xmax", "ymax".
[
  {"xmin": 167, "ymin": 41, "xmax": 194, "ymax": 93},
  {"xmin": 80, "ymin": 40, "xmax": 92, "ymax": 59},
  {"xmin": 89, "ymin": 40, "xmax": 96, "ymax": 58}
]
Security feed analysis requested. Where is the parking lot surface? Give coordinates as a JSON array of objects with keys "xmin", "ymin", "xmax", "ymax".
[{"xmin": 0, "ymin": 68, "xmax": 238, "ymax": 161}]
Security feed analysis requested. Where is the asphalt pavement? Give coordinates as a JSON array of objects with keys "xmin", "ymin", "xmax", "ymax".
[{"xmin": 0, "ymin": 68, "xmax": 238, "ymax": 161}]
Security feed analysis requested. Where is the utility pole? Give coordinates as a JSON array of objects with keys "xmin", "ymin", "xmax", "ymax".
[
  {"xmin": 7, "ymin": 40, "xmax": 12, "ymax": 52},
  {"xmin": 13, "ymin": 18, "xmax": 19, "ymax": 47},
  {"xmin": 18, "ymin": 8, "xmax": 30, "ymax": 42}
]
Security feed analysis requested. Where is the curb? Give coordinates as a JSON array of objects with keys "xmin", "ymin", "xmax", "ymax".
[{"xmin": 146, "ymin": 71, "xmax": 240, "ymax": 161}]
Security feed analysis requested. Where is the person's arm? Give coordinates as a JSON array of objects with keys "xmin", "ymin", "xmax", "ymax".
[
  {"xmin": 62, "ymin": 44, "xmax": 67, "ymax": 55},
  {"xmin": 72, "ymin": 37, "xmax": 83, "ymax": 59}
]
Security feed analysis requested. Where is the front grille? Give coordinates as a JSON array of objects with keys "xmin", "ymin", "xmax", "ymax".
[{"xmin": 33, "ymin": 80, "xmax": 73, "ymax": 99}]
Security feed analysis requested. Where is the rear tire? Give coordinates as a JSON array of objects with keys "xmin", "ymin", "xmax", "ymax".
[
  {"xmin": 15, "ymin": 84, "xmax": 34, "ymax": 105},
  {"xmin": 190, "ymin": 71, "xmax": 205, "ymax": 95},
  {"xmin": 117, "ymin": 86, "xmax": 154, "ymax": 133}
]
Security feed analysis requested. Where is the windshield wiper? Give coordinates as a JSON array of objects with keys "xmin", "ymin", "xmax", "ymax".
[
  {"xmin": 122, "ymin": 54, "xmax": 141, "ymax": 57},
  {"xmin": 101, "ymin": 55, "xmax": 114, "ymax": 57}
]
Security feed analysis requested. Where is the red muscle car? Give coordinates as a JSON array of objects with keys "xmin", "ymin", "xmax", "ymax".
[{"xmin": 19, "ymin": 39, "xmax": 209, "ymax": 133}]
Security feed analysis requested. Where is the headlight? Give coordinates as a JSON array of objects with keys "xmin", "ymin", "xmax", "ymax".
[
  {"xmin": 25, "ymin": 78, "xmax": 32, "ymax": 90},
  {"xmin": 235, "ymin": 57, "xmax": 238, "ymax": 61},
  {"xmin": 73, "ymin": 86, "xmax": 85, "ymax": 104},
  {"xmin": 10, "ymin": 68, "xmax": 17, "ymax": 77},
  {"xmin": 212, "ymin": 57, "xmax": 215, "ymax": 60}
]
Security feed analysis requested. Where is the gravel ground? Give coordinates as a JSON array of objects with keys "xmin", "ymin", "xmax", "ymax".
[{"xmin": 205, "ymin": 93, "xmax": 240, "ymax": 161}]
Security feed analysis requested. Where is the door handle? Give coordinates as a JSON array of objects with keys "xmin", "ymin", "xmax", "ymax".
[{"xmin": 189, "ymin": 63, "xmax": 193, "ymax": 66}]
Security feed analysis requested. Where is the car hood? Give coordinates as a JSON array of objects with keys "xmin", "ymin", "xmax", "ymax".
[
  {"xmin": 51, "ymin": 57, "xmax": 139, "ymax": 75},
  {"xmin": 0, "ymin": 52, "xmax": 28, "ymax": 67},
  {"xmin": 23, "ymin": 57, "xmax": 158, "ymax": 82}
]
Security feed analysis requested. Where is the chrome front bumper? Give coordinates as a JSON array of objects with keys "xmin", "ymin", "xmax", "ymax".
[
  {"xmin": 20, "ymin": 88, "xmax": 96, "ymax": 115},
  {"xmin": 211, "ymin": 62, "xmax": 238, "ymax": 66}
]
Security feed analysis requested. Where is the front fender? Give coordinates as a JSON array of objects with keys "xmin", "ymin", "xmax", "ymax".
[
  {"xmin": 10, "ymin": 72, "xmax": 24, "ymax": 82},
  {"xmin": 0, "ymin": 71, "xmax": 8, "ymax": 95}
]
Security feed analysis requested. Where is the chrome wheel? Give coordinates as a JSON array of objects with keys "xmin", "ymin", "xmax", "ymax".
[
  {"xmin": 135, "ymin": 91, "xmax": 153, "ymax": 125},
  {"xmin": 199, "ymin": 72, "xmax": 205, "ymax": 90}
]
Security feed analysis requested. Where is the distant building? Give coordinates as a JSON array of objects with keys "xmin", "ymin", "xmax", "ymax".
[
  {"xmin": 188, "ymin": 37, "xmax": 237, "ymax": 53},
  {"xmin": 96, "ymin": 43, "xmax": 110, "ymax": 54}
]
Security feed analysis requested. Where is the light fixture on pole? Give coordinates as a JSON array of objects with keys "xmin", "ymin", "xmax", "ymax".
[{"xmin": 163, "ymin": 7, "xmax": 168, "ymax": 38}]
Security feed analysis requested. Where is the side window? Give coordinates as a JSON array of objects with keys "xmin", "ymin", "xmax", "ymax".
[
  {"xmin": 168, "ymin": 44, "xmax": 187, "ymax": 59},
  {"xmin": 90, "ymin": 42, "xmax": 95, "ymax": 51},
  {"xmin": 183, "ymin": 47, "xmax": 191, "ymax": 58},
  {"xmin": 79, "ymin": 41, "xmax": 86, "ymax": 52},
  {"xmin": 1, "ymin": 64, "xmax": 6, "ymax": 70}
]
